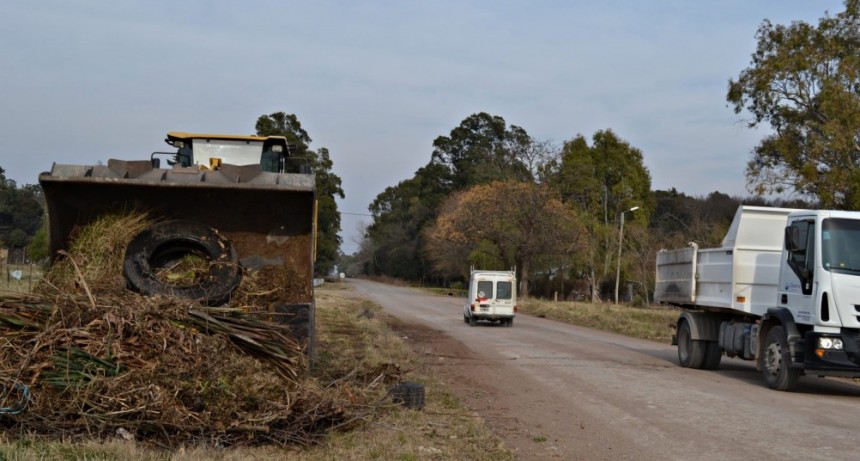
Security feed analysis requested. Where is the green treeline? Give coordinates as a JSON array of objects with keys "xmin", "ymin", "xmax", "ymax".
[
  {"xmin": 345, "ymin": 1, "xmax": 860, "ymax": 302},
  {"xmin": 0, "ymin": 167, "xmax": 44, "ymax": 263},
  {"xmin": 343, "ymin": 114, "xmax": 810, "ymax": 302}
]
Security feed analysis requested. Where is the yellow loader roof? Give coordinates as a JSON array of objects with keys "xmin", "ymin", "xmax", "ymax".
[{"xmin": 166, "ymin": 132, "xmax": 288, "ymax": 143}]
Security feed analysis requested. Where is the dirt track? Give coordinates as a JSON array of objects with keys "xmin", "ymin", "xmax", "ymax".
[{"xmin": 351, "ymin": 279, "xmax": 860, "ymax": 461}]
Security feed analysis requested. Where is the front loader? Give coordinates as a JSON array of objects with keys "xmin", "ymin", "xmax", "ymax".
[{"xmin": 39, "ymin": 132, "xmax": 317, "ymax": 357}]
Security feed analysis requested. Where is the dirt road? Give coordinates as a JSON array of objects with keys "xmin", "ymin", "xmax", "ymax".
[{"xmin": 350, "ymin": 279, "xmax": 860, "ymax": 461}]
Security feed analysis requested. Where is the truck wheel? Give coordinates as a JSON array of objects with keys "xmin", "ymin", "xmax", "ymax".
[
  {"xmin": 677, "ymin": 319, "xmax": 706, "ymax": 369},
  {"xmin": 762, "ymin": 325, "xmax": 801, "ymax": 391},
  {"xmin": 123, "ymin": 220, "xmax": 241, "ymax": 306},
  {"xmin": 701, "ymin": 341, "xmax": 723, "ymax": 370}
]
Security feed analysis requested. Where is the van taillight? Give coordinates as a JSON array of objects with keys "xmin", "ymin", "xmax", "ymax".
[
  {"xmin": 470, "ymin": 304, "xmax": 476, "ymax": 312},
  {"xmin": 514, "ymin": 306, "xmax": 518, "ymax": 313}
]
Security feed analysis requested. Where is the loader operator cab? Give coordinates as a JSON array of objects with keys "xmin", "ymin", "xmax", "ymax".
[{"xmin": 157, "ymin": 132, "xmax": 303, "ymax": 173}]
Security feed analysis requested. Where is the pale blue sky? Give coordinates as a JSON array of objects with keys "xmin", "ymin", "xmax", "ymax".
[{"xmin": 0, "ymin": 1, "xmax": 846, "ymax": 253}]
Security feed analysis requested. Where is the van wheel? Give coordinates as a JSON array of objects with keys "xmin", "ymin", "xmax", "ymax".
[
  {"xmin": 469, "ymin": 315, "xmax": 476, "ymax": 327},
  {"xmin": 123, "ymin": 220, "xmax": 241, "ymax": 306},
  {"xmin": 762, "ymin": 326, "xmax": 801, "ymax": 391},
  {"xmin": 463, "ymin": 313, "xmax": 469, "ymax": 323},
  {"xmin": 506, "ymin": 318, "xmax": 514, "ymax": 327}
]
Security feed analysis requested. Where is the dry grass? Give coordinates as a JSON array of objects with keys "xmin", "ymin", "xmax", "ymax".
[
  {"xmin": 0, "ymin": 212, "xmax": 352, "ymax": 449},
  {"xmin": 519, "ymin": 298, "xmax": 679, "ymax": 342},
  {"xmin": 0, "ymin": 284, "xmax": 512, "ymax": 460},
  {"xmin": 412, "ymin": 279, "xmax": 679, "ymax": 343},
  {"xmin": 41, "ymin": 212, "xmax": 154, "ymax": 295}
]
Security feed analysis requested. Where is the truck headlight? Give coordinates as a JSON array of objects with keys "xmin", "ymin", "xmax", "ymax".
[{"xmin": 818, "ymin": 337, "xmax": 844, "ymax": 350}]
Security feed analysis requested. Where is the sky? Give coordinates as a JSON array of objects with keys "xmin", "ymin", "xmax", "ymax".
[{"xmin": 0, "ymin": 0, "xmax": 847, "ymax": 254}]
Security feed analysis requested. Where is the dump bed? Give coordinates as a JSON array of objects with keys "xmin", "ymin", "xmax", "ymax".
[{"xmin": 654, "ymin": 206, "xmax": 797, "ymax": 316}]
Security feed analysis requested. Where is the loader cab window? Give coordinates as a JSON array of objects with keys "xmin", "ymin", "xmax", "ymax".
[
  {"xmin": 260, "ymin": 149, "xmax": 279, "ymax": 173},
  {"xmin": 822, "ymin": 218, "xmax": 860, "ymax": 275},
  {"xmin": 786, "ymin": 219, "xmax": 815, "ymax": 295},
  {"xmin": 260, "ymin": 141, "xmax": 287, "ymax": 173},
  {"xmin": 175, "ymin": 144, "xmax": 193, "ymax": 167}
]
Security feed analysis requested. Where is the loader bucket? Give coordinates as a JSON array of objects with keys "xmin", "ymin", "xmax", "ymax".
[{"xmin": 39, "ymin": 159, "xmax": 317, "ymax": 355}]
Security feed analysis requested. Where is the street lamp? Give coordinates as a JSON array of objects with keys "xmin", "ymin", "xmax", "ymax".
[{"xmin": 615, "ymin": 206, "xmax": 639, "ymax": 304}]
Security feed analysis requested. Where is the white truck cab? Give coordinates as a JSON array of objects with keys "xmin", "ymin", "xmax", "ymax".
[
  {"xmin": 463, "ymin": 268, "xmax": 517, "ymax": 327},
  {"xmin": 656, "ymin": 206, "xmax": 860, "ymax": 391}
]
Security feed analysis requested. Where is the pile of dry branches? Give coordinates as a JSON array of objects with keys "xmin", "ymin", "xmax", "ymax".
[{"xmin": 0, "ymin": 213, "xmax": 365, "ymax": 447}]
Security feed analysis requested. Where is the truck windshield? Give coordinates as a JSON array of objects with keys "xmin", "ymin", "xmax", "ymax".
[{"xmin": 822, "ymin": 218, "xmax": 860, "ymax": 273}]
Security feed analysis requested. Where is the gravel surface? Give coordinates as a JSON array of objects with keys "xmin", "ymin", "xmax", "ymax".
[{"xmin": 351, "ymin": 279, "xmax": 860, "ymax": 461}]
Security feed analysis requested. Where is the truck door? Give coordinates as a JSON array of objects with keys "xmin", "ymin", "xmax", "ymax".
[{"xmin": 779, "ymin": 218, "xmax": 816, "ymax": 323}]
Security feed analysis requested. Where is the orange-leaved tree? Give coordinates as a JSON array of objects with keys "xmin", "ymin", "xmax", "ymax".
[{"xmin": 426, "ymin": 181, "xmax": 586, "ymax": 298}]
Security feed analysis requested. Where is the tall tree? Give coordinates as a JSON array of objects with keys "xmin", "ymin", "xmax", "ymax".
[
  {"xmin": 0, "ymin": 168, "xmax": 44, "ymax": 251},
  {"xmin": 430, "ymin": 112, "xmax": 533, "ymax": 188},
  {"xmin": 426, "ymin": 181, "xmax": 586, "ymax": 298},
  {"xmin": 544, "ymin": 130, "xmax": 653, "ymax": 301},
  {"xmin": 365, "ymin": 113, "xmax": 542, "ymax": 282},
  {"xmin": 728, "ymin": 0, "xmax": 860, "ymax": 208},
  {"xmin": 365, "ymin": 162, "xmax": 450, "ymax": 279},
  {"xmin": 255, "ymin": 112, "xmax": 345, "ymax": 275}
]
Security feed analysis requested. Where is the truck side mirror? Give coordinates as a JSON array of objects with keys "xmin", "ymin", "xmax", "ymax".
[{"xmin": 785, "ymin": 226, "xmax": 801, "ymax": 251}]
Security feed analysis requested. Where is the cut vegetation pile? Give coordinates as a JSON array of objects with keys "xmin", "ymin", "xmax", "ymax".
[{"xmin": 0, "ymin": 213, "xmax": 378, "ymax": 448}]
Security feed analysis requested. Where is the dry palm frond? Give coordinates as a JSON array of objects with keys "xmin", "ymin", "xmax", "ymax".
[{"xmin": 0, "ymin": 212, "xmax": 368, "ymax": 447}]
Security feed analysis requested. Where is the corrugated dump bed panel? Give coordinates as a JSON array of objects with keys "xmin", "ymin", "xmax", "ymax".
[{"xmin": 655, "ymin": 245, "xmax": 696, "ymax": 304}]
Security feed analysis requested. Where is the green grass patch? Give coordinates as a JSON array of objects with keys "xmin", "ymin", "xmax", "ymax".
[{"xmin": 519, "ymin": 298, "xmax": 679, "ymax": 342}]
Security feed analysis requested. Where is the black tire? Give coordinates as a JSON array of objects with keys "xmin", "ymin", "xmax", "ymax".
[
  {"xmin": 463, "ymin": 313, "xmax": 469, "ymax": 324},
  {"xmin": 123, "ymin": 220, "xmax": 241, "ymax": 306},
  {"xmin": 762, "ymin": 326, "xmax": 801, "ymax": 391},
  {"xmin": 701, "ymin": 341, "xmax": 723, "ymax": 370},
  {"xmin": 677, "ymin": 319, "xmax": 706, "ymax": 369},
  {"xmin": 468, "ymin": 314, "xmax": 476, "ymax": 327},
  {"xmin": 506, "ymin": 318, "xmax": 514, "ymax": 327}
]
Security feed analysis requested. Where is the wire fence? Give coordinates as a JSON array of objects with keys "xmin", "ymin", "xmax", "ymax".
[{"xmin": 0, "ymin": 262, "xmax": 41, "ymax": 294}]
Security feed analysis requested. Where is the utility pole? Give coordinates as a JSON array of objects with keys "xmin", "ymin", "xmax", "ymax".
[{"xmin": 615, "ymin": 206, "xmax": 639, "ymax": 304}]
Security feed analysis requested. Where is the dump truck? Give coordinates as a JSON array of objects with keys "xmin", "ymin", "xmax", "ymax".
[
  {"xmin": 655, "ymin": 205, "xmax": 860, "ymax": 391},
  {"xmin": 463, "ymin": 267, "xmax": 517, "ymax": 327},
  {"xmin": 39, "ymin": 132, "xmax": 317, "ymax": 356}
]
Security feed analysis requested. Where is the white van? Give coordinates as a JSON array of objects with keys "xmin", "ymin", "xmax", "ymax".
[{"xmin": 463, "ymin": 268, "xmax": 517, "ymax": 327}]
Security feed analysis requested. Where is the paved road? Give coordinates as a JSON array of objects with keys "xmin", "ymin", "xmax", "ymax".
[{"xmin": 350, "ymin": 279, "xmax": 860, "ymax": 461}]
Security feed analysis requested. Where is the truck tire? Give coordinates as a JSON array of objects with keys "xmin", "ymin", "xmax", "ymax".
[
  {"xmin": 677, "ymin": 319, "xmax": 706, "ymax": 369},
  {"xmin": 762, "ymin": 325, "xmax": 801, "ymax": 391},
  {"xmin": 701, "ymin": 341, "xmax": 723, "ymax": 370},
  {"xmin": 123, "ymin": 220, "xmax": 241, "ymax": 306}
]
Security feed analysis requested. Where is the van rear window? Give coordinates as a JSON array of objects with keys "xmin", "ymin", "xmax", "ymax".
[
  {"xmin": 477, "ymin": 281, "xmax": 494, "ymax": 299},
  {"xmin": 497, "ymin": 281, "xmax": 512, "ymax": 299}
]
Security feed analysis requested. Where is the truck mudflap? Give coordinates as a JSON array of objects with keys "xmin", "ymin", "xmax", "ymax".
[{"xmin": 802, "ymin": 331, "xmax": 860, "ymax": 377}]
